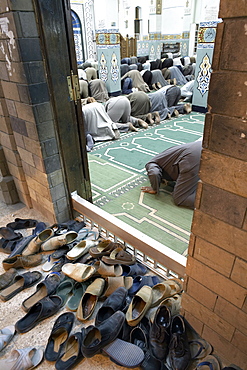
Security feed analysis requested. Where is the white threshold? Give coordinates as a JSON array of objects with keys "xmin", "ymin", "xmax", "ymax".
[{"xmin": 71, "ymin": 192, "xmax": 187, "ymax": 280}]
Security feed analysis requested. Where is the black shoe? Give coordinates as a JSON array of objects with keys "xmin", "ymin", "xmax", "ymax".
[
  {"xmin": 149, "ymin": 305, "xmax": 171, "ymax": 361},
  {"xmin": 55, "ymin": 331, "xmax": 84, "ymax": 370},
  {"xmin": 95, "ymin": 287, "xmax": 128, "ymax": 326},
  {"xmin": 15, "ymin": 295, "xmax": 63, "ymax": 333},
  {"xmin": 130, "ymin": 322, "xmax": 164, "ymax": 370},
  {"xmin": 6, "ymin": 218, "xmax": 38, "ymax": 230},
  {"xmin": 166, "ymin": 315, "xmax": 191, "ymax": 370},
  {"xmin": 81, "ymin": 311, "xmax": 125, "ymax": 358}
]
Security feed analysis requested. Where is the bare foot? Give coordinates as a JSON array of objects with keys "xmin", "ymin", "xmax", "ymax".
[
  {"xmin": 147, "ymin": 113, "xmax": 154, "ymax": 125},
  {"xmin": 154, "ymin": 111, "xmax": 160, "ymax": 124},
  {"xmin": 129, "ymin": 123, "xmax": 138, "ymax": 132},
  {"xmin": 141, "ymin": 186, "xmax": 157, "ymax": 194},
  {"xmin": 138, "ymin": 119, "xmax": 148, "ymax": 129},
  {"xmin": 184, "ymin": 103, "xmax": 192, "ymax": 113}
]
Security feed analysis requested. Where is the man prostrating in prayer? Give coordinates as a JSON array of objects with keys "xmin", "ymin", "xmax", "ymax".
[{"xmin": 141, "ymin": 140, "xmax": 202, "ymax": 209}]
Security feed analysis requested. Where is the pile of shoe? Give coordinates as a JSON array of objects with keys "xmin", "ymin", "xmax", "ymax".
[{"xmin": 0, "ymin": 218, "xmax": 238, "ymax": 370}]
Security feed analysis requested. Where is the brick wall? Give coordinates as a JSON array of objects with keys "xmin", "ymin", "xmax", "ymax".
[
  {"xmin": 182, "ymin": 2, "xmax": 247, "ymax": 368},
  {"xmin": 0, "ymin": 0, "xmax": 70, "ymax": 223}
]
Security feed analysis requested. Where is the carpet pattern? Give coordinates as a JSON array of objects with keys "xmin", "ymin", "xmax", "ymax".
[{"xmin": 88, "ymin": 112, "xmax": 205, "ymax": 255}]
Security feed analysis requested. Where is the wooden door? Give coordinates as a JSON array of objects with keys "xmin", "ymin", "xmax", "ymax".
[{"xmin": 34, "ymin": 0, "xmax": 92, "ymax": 207}]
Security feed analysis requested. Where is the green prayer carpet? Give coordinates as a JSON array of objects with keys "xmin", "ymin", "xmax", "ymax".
[{"xmin": 88, "ymin": 112, "xmax": 205, "ymax": 256}]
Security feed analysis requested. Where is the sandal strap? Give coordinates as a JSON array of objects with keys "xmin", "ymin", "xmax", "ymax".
[{"xmin": 11, "ymin": 348, "xmax": 33, "ymax": 370}]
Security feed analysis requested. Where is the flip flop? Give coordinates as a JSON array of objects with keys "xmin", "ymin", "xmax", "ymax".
[
  {"xmin": 84, "ymin": 228, "xmax": 99, "ymax": 241},
  {"xmin": 45, "ymin": 312, "xmax": 75, "ymax": 362},
  {"xmin": 190, "ymin": 338, "xmax": 213, "ymax": 360},
  {"xmin": 0, "ymin": 347, "xmax": 43, "ymax": 369},
  {"xmin": 0, "ymin": 325, "xmax": 15, "ymax": 352},
  {"xmin": 42, "ymin": 255, "xmax": 60, "ymax": 272},
  {"xmin": 195, "ymin": 354, "xmax": 221, "ymax": 369},
  {"xmin": 66, "ymin": 281, "xmax": 90, "ymax": 311},
  {"xmin": 103, "ymin": 338, "xmax": 145, "ymax": 368},
  {"xmin": 55, "ymin": 278, "xmax": 75, "ymax": 305},
  {"xmin": 0, "ymin": 271, "xmax": 42, "ymax": 301}
]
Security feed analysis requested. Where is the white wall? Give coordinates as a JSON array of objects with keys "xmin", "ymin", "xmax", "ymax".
[
  {"xmin": 194, "ymin": 0, "xmax": 220, "ymax": 23},
  {"xmin": 161, "ymin": 0, "xmax": 185, "ymax": 34},
  {"xmin": 94, "ymin": 0, "xmax": 119, "ymax": 29}
]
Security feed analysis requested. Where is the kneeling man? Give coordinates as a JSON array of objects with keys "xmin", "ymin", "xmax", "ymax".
[{"xmin": 141, "ymin": 140, "xmax": 202, "ymax": 209}]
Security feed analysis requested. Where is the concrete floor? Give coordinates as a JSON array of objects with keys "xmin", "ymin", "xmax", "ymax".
[{"xmin": 0, "ymin": 200, "xmax": 139, "ymax": 369}]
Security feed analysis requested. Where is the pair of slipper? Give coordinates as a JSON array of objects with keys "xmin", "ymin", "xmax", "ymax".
[
  {"xmin": 21, "ymin": 272, "xmax": 62, "ymax": 312},
  {"xmin": 0, "ymin": 346, "xmax": 43, "ymax": 370},
  {"xmin": 45, "ymin": 312, "xmax": 85, "ymax": 370},
  {"xmin": 0, "ymin": 271, "xmax": 42, "ymax": 301},
  {"xmin": 55, "ymin": 277, "xmax": 88, "ymax": 308},
  {"xmin": 15, "ymin": 295, "xmax": 63, "ymax": 333}
]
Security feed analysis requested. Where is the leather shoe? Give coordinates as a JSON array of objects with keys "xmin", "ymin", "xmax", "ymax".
[
  {"xmin": 126, "ymin": 285, "xmax": 153, "ymax": 326},
  {"xmin": 76, "ymin": 278, "xmax": 105, "ymax": 321},
  {"xmin": 22, "ymin": 228, "xmax": 54, "ymax": 256},
  {"xmin": 166, "ymin": 315, "xmax": 191, "ymax": 370},
  {"xmin": 2, "ymin": 254, "xmax": 43, "ymax": 271},
  {"xmin": 95, "ymin": 287, "xmax": 128, "ymax": 326},
  {"xmin": 81, "ymin": 311, "xmax": 125, "ymax": 358},
  {"xmin": 149, "ymin": 305, "xmax": 171, "ymax": 361},
  {"xmin": 130, "ymin": 323, "xmax": 164, "ymax": 370},
  {"xmin": 41, "ymin": 231, "xmax": 78, "ymax": 252}
]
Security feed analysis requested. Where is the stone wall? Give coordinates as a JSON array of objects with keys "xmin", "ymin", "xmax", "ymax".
[
  {"xmin": 182, "ymin": 1, "xmax": 247, "ymax": 368},
  {"xmin": 0, "ymin": 0, "xmax": 70, "ymax": 223}
]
